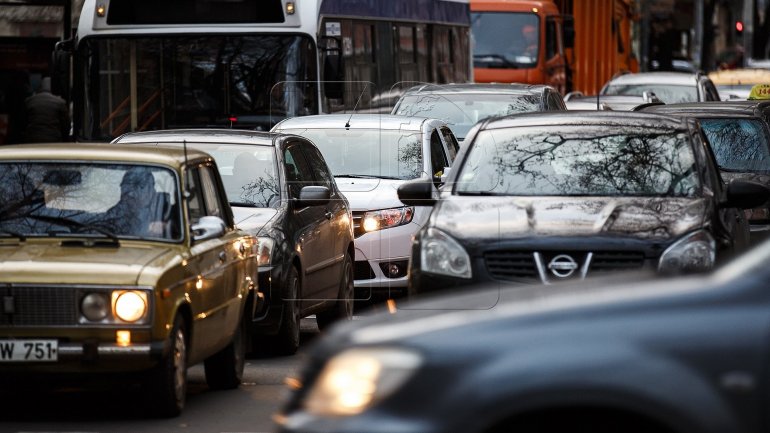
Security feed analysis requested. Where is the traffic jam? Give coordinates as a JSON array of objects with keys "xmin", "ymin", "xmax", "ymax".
[{"xmin": 4, "ymin": 0, "xmax": 770, "ymax": 432}]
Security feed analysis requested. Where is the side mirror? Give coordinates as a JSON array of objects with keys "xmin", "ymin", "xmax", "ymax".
[
  {"xmin": 725, "ymin": 180, "xmax": 770, "ymax": 209},
  {"xmin": 398, "ymin": 178, "xmax": 436, "ymax": 206},
  {"xmin": 440, "ymin": 166, "xmax": 451, "ymax": 184},
  {"xmin": 562, "ymin": 15, "xmax": 575, "ymax": 49},
  {"xmin": 296, "ymin": 185, "xmax": 331, "ymax": 207},
  {"xmin": 191, "ymin": 216, "xmax": 227, "ymax": 242},
  {"xmin": 320, "ymin": 37, "xmax": 344, "ymax": 99}
]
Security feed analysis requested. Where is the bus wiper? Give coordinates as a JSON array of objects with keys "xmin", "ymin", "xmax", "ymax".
[
  {"xmin": 26, "ymin": 214, "xmax": 120, "ymax": 244},
  {"xmin": 0, "ymin": 229, "xmax": 26, "ymax": 241},
  {"xmin": 473, "ymin": 54, "xmax": 519, "ymax": 68}
]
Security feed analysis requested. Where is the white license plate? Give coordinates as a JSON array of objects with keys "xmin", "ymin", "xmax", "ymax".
[{"xmin": 0, "ymin": 339, "xmax": 58, "ymax": 362}]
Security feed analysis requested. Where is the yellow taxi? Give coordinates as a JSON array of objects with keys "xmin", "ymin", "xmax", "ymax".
[{"xmin": 0, "ymin": 143, "xmax": 257, "ymax": 416}]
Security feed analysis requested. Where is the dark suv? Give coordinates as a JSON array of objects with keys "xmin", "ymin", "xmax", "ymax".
[
  {"xmin": 398, "ymin": 111, "xmax": 769, "ymax": 293},
  {"xmin": 114, "ymin": 129, "xmax": 355, "ymax": 354}
]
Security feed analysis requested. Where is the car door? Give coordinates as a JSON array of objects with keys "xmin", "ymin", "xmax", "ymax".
[
  {"xmin": 284, "ymin": 142, "xmax": 331, "ymax": 307},
  {"xmin": 302, "ymin": 141, "xmax": 348, "ymax": 294},
  {"xmin": 184, "ymin": 163, "xmax": 241, "ymax": 357}
]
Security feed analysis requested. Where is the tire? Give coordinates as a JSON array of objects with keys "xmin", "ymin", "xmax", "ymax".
[
  {"xmin": 273, "ymin": 265, "xmax": 301, "ymax": 355},
  {"xmin": 146, "ymin": 315, "xmax": 187, "ymax": 417},
  {"xmin": 204, "ymin": 313, "xmax": 247, "ymax": 390},
  {"xmin": 316, "ymin": 254, "xmax": 354, "ymax": 331}
]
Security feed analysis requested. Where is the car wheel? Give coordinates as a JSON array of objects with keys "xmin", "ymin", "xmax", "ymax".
[
  {"xmin": 204, "ymin": 313, "xmax": 247, "ymax": 390},
  {"xmin": 316, "ymin": 254, "xmax": 354, "ymax": 331},
  {"xmin": 273, "ymin": 265, "xmax": 301, "ymax": 355},
  {"xmin": 146, "ymin": 315, "xmax": 187, "ymax": 417}
]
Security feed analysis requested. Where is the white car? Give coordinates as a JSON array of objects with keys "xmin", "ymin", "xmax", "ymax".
[{"xmin": 272, "ymin": 114, "xmax": 459, "ymax": 299}]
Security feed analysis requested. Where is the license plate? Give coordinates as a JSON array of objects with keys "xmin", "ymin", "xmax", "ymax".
[{"xmin": 0, "ymin": 339, "xmax": 58, "ymax": 362}]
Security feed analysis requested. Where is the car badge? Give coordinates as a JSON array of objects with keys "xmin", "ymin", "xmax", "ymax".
[{"xmin": 548, "ymin": 254, "xmax": 579, "ymax": 278}]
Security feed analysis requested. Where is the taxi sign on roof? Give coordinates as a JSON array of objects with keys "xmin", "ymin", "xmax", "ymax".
[{"xmin": 748, "ymin": 84, "xmax": 770, "ymax": 100}]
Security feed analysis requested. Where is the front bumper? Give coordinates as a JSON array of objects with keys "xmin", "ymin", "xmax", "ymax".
[{"xmin": 352, "ymin": 221, "xmax": 421, "ymax": 296}]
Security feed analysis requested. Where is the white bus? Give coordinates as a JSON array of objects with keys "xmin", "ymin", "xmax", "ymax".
[{"xmin": 56, "ymin": 0, "xmax": 471, "ymax": 141}]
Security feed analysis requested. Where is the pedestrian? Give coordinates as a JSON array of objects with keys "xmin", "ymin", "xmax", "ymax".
[{"xmin": 23, "ymin": 77, "xmax": 70, "ymax": 143}]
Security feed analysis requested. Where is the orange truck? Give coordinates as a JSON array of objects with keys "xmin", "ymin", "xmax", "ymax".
[{"xmin": 471, "ymin": 0, "xmax": 638, "ymax": 95}]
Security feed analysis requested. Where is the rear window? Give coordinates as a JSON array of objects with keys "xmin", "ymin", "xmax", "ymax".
[
  {"xmin": 699, "ymin": 118, "xmax": 770, "ymax": 172},
  {"xmin": 603, "ymin": 84, "xmax": 698, "ymax": 103}
]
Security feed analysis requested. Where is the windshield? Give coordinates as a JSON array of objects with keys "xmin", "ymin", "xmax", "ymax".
[
  {"xmin": 76, "ymin": 35, "xmax": 318, "ymax": 141},
  {"xmin": 457, "ymin": 126, "xmax": 700, "ymax": 197},
  {"xmin": 602, "ymin": 84, "xmax": 698, "ymax": 103},
  {"xmin": 394, "ymin": 93, "xmax": 541, "ymax": 139},
  {"xmin": 472, "ymin": 12, "xmax": 539, "ymax": 68},
  {"xmin": 699, "ymin": 118, "xmax": 770, "ymax": 172},
  {"xmin": 188, "ymin": 143, "xmax": 279, "ymax": 207},
  {"xmin": 277, "ymin": 128, "xmax": 424, "ymax": 180},
  {"xmin": 0, "ymin": 163, "xmax": 181, "ymax": 241}
]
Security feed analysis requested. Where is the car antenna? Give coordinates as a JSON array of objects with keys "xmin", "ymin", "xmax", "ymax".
[{"xmin": 346, "ymin": 82, "xmax": 369, "ymax": 129}]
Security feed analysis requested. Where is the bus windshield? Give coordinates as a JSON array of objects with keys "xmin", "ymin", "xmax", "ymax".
[
  {"xmin": 76, "ymin": 35, "xmax": 318, "ymax": 141},
  {"xmin": 472, "ymin": 12, "xmax": 539, "ymax": 68}
]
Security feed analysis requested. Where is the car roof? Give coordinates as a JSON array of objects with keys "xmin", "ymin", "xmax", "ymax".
[
  {"xmin": 605, "ymin": 72, "xmax": 701, "ymax": 86},
  {"xmin": 273, "ymin": 114, "xmax": 432, "ymax": 131},
  {"xmin": 481, "ymin": 110, "xmax": 689, "ymax": 130},
  {"xmin": 114, "ymin": 128, "xmax": 280, "ymax": 146},
  {"xmin": 708, "ymin": 68, "xmax": 770, "ymax": 85},
  {"xmin": 565, "ymin": 95, "xmax": 660, "ymax": 111},
  {"xmin": 0, "ymin": 142, "xmax": 209, "ymax": 167},
  {"xmin": 640, "ymin": 101, "xmax": 770, "ymax": 117},
  {"xmin": 400, "ymin": 83, "xmax": 551, "ymax": 96}
]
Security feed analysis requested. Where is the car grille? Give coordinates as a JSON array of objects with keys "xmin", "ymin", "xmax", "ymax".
[
  {"xmin": 484, "ymin": 250, "xmax": 646, "ymax": 283},
  {"xmin": 0, "ymin": 286, "xmax": 77, "ymax": 326},
  {"xmin": 352, "ymin": 211, "xmax": 366, "ymax": 238}
]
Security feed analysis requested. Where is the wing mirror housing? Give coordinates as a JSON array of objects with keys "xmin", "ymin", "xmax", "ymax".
[
  {"xmin": 725, "ymin": 179, "xmax": 770, "ymax": 209},
  {"xmin": 296, "ymin": 185, "xmax": 331, "ymax": 207},
  {"xmin": 398, "ymin": 178, "xmax": 436, "ymax": 206},
  {"xmin": 191, "ymin": 216, "xmax": 227, "ymax": 242}
]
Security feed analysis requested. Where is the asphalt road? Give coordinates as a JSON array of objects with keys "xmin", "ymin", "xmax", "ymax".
[{"xmin": 0, "ymin": 319, "xmax": 321, "ymax": 433}]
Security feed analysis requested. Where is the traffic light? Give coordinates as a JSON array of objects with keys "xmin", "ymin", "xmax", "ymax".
[{"xmin": 736, "ymin": 21, "xmax": 744, "ymax": 33}]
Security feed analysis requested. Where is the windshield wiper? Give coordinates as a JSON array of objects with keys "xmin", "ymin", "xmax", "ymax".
[
  {"xmin": 335, "ymin": 174, "xmax": 403, "ymax": 180},
  {"xmin": 473, "ymin": 54, "xmax": 519, "ymax": 68},
  {"xmin": 0, "ymin": 229, "xmax": 26, "ymax": 241},
  {"xmin": 456, "ymin": 190, "xmax": 506, "ymax": 196},
  {"xmin": 26, "ymin": 214, "xmax": 120, "ymax": 244},
  {"xmin": 230, "ymin": 201, "xmax": 261, "ymax": 208}
]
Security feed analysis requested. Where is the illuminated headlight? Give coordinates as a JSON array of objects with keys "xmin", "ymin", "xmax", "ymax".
[
  {"xmin": 113, "ymin": 291, "xmax": 148, "ymax": 323},
  {"xmin": 81, "ymin": 293, "xmax": 109, "ymax": 321},
  {"xmin": 257, "ymin": 237, "xmax": 275, "ymax": 266},
  {"xmin": 420, "ymin": 228, "xmax": 472, "ymax": 279},
  {"xmin": 303, "ymin": 348, "xmax": 422, "ymax": 416},
  {"xmin": 658, "ymin": 230, "xmax": 716, "ymax": 274},
  {"xmin": 362, "ymin": 207, "xmax": 414, "ymax": 233}
]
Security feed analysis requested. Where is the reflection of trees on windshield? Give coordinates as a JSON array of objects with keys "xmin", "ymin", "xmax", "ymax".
[
  {"xmin": 458, "ymin": 128, "xmax": 699, "ymax": 197},
  {"xmin": 398, "ymin": 135, "xmax": 424, "ymax": 179},
  {"xmin": 237, "ymin": 172, "xmax": 279, "ymax": 207},
  {"xmin": 700, "ymin": 119, "xmax": 770, "ymax": 172}
]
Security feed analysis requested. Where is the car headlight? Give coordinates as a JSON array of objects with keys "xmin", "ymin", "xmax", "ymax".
[
  {"xmin": 256, "ymin": 237, "xmax": 275, "ymax": 266},
  {"xmin": 113, "ymin": 290, "xmax": 148, "ymax": 323},
  {"xmin": 81, "ymin": 293, "xmax": 110, "ymax": 321},
  {"xmin": 420, "ymin": 228, "xmax": 472, "ymax": 279},
  {"xmin": 658, "ymin": 230, "xmax": 716, "ymax": 274},
  {"xmin": 303, "ymin": 348, "xmax": 422, "ymax": 416},
  {"xmin": 362, "ymin": 206, "xmax": 414, "ymax": 233}
]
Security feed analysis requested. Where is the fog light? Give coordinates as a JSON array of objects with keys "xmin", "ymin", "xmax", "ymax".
[
  {"xmin": 379, "ymin": 260, "xmax": 408, "ymax": 278},
  {"xmin": 81, "ymin": 293, "xmax": 109, "ymax": 321},
  {"xmin": 116, "ymin": 330, "xmax": 131, "ymax": 346}
]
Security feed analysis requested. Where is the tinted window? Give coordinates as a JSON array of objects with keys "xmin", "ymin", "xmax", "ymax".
[
  {"xmin": 699, "ymin": 118, "xmax": 770, "ymax": 172},
  {"xmin": 603, "ymin": 84, "xmax": 698, "ymax": 103},
  {"xmin": 284, "ymin": 145, "xmax": 314, "ymax": 198},
  {"xmin": 457, "ymin": 126, "xmax": 700, "ymax": 197},
  {"xmin": 430, "ymin": 131, "xmax": 448, "ymax": 176},
  {"xmin": 302, "ymin": 144, "xmax": 335, "ymax": 190},
  {"xmin": 394, "ymin": 93, "xmax": 541, "ymax": 140},
  {"xmin": 277, "ymin": 128, "xmax": 424, "ymax": 180},
  {"xmin": 0, "ymin": 163, "xmax": 181, "ymax": 241}
]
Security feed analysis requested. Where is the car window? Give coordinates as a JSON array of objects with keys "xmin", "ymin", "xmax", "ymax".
[
  {"xmin": 703, "ymin": 80, "xmax": 721, "ymax": 101},
  {"xmin": 194, "ymin": 143, "xmax": 278, "ymax": 208},
  {"xmin": 440, "ymin": 126, "xmax": 459, "ymax": 160},
  {"xmin": 186, "ymin": 167, "xmax": 205, "ymax": 226},
  {"xmin": 199, "ymin": 164, "xmax": 226, "ymax": 220},
  {"xmin": 393, "ymin": 93, "xmax": 541, "ymax": 140},
  {"xmin": 284, "ymin": 144, "xmax": 314, "ymax": 198},
  {"xmin": 301, "ymin": 143, "xmax": 335, "ymax": 190},
  {"xmin": 457, "ymin": 126, "xmax": 700, "ymax": 197},
  {"xmin": 545, "ymin": 18, "xmax": 557, "ymax": 60},
  {"xmin": 430, "ymin": 130, "xmax": 448, "ymax": 177},
  {"xmin": 0, "ymin": 162, "xmax": 181, "ymax": 241},
  {"xmin": 547, "ymin": 92, "xmax": 566, "ymax": 110},
  {"xmin": 602, "ymin": 84, "xmax": 698, "ymax": 103},
  {"xmin": 699, "ymin": 118, "xmax": 770, "ymax": 172}
]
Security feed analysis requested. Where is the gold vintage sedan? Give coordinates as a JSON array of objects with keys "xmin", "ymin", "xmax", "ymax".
[{"xmin": 0, "ymin": 143, "xmax": 256, "ymax": 416}]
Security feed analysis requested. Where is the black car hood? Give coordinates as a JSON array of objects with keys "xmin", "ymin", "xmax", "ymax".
[
  {"xmin": 231, "ymin": 206, "xmax": 278, "ymax": 236},
  {"xmin": 430, "ymin": 196, "xmax": 707, "ymax": 241}
]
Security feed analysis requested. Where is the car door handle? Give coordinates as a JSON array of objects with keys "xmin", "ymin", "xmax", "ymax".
[
  {"xmin": 325, "ymin": 211, "xmax": 334, "ymax": 220},
  {"xmin": 219, "ymin": 251, "xmax": 227, "ymax": 263}
]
